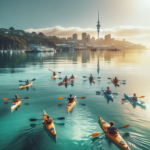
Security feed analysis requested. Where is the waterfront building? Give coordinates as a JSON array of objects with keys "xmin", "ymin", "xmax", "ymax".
[
  {"xmin": 73, "ymin": 34, "xmax": 77, "ymax": 41},
  {"xmin": 96, "ymin": 11, "xmax": 101, "ymax": 39},
  {"xmin": 82, "ymin": 33, "xmax": 87, "ymax": 41},
  {"xmin": 105, "ymin": 34, "xmax": 111, "ymax": 43}
]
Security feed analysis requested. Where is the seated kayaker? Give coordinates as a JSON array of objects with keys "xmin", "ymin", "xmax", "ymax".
[
  {"xmin": 13, "ymin": 94, "xmax": 20, "ymax": 103},
  {"xmin": 106, "ymin": 121, "xmax": 118, "ymax": 135},
  {"xmin": 105, "ymin": 87, "xmax": 112, "ymax": 94},
  {"xmin": 26, "ymin": 80, "xmax": 30, "ymax": 85},
  {"xmin": 89, "ymin": 74, "xmax": 94, "ymax": 80},
  {"xmin": 113, "ymin": 77, "xmax": 119, "ymax": 83},
  {"xmin": 70, "ymin": 74, "xmax": 75, "ymax": 79},
  {"xmin": 67, "ymin": 94, "xmax": 75, "ymax": 103},
  {"xmin": 45, "ymin": 115, "xmax": 53, "ymax": 124},
  {"xmin": 53, "ymin": 72, "xmax": 57, "ymax": 76},
  {"xmin": 130, "ymin": 93, "xmax": 137, "ymax": 101},
  {"xmin": 63, "ymin": 76, "xmax": 69, "ymax": 82}
]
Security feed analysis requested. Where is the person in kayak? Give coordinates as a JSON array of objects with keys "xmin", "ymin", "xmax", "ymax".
[
  {"xmin": 104, "ymin": 87, "xmax": 112, "ymax": 94},
  {"xmin": 89, "ymin": 74, "xmax": 94, "ymax": 80},
  {"xmin": 113, "ymin": 77, "xmax": 119, "ymax": 83},
  {"xmin": 26, "ymin": 80, "xmax": 30, "ymax": 85},
  {"xmin": 13, "ymin": 94, "xmax": 20, "ymax": 102},
  {"xmin": 63, "ymin": 76, "xmax": 69, "ymax": 82},
  {"xmin": 67, "ymin": 94, "xmax": 75, "ymax": 103},
  {"xmin": 70, "ymin": 74, "xmax": 75, "ymax": 79},
  {"xmin": 45, "ymin": 115, "xmax": 53, "ymax": 124},
  {"xmin": 53, "ymin": 72, "xmax": 57, "ymax": 76},
  {"xmin": 106, "ymin": 121, "xmax": 118, "ymax": 135},
  {"xmin": 130, "ymin": 93, "xmax": 137, "ymax": 101}
]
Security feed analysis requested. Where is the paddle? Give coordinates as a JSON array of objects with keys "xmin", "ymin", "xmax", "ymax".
[
  {"xmin": 58, "ymin": 103, "xmax": 86, "ymax": 106},
  {"xmin": 92, "ymin": 125, "xmax": 130, "ymax": 137},
  {"xmin": 58, "ymin": 96, "xmax": 86, "ymax": 100},
  {"xmin": 48, "ymin": 69, "xmax": 61, "ymax": 73},
  {"xmin": 3, "ymin": 97, "xmax": 29, "ymax": 100},
  {"xmin": 122, "ymin": 96, "xmax": 145, "ymax": 101},
  {"xmin": 4, "ymin": 102, "xmax": 29, "ymax": 105},
  {"xmin": 83, "ymin": 76, "xmax": 101, "ymax": 79},
  {"xmin": 19, "ymin": 78, "xmax": 36, "ymax": 82},
  {"xmin": 97, "ymin": 91, "xmax": 118, "ymax": 95},
  {"xmin": 108, "ymin": 78, "xmax": 126, "ymax": 82},
  {"xmin": 30, "ymin": 117, "xmax": 65, "ymax": 121}
]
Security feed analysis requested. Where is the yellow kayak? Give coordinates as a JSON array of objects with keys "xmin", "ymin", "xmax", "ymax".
[
  {"xmin": 51, "ymin": 74, "xmax": 57, "ymax": 79},
  {"xmin": 43, "ymin": 109, "xmax": 56, "ymax": 140},
  {"xmin": 19, "ymin": 82, "xmax": 33, "ymax": 90},
  {"xmin": 11, "ymin": 98, "xmax": 22, "ymax": 112},
  {"xmin": 67, "ymin": 95, "xmax": 76, "ymax": 113}
]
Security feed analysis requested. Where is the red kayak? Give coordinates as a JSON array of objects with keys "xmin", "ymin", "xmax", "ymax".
[
  {"xmin": 111, "ymin": 79, "xmax": 119, "ymax": 86},
  {"xmin": 58, "ymin": 76, "xmax": 77, "ymax": 85}
]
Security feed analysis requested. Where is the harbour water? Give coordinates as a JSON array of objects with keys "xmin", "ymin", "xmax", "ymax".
[{"xmin": 0, "ymin": 49, "xmax": 150, "ymax": 150}]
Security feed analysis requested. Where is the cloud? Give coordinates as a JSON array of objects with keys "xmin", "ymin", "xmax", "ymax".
[{"xmin": 25, "ymin": 26, "xmax": 150, "ymax": 39}]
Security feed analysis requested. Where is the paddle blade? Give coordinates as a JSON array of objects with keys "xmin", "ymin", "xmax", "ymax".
[
  {"xmin": 122, "ymin": 98, "xmax": 127, "ymax": 101},
  {"xmin": 4, "ymin": 102, "xmax": 9, "ymax": 104},
  {"xmin": 92, "ymin": 133, "xmax": 100, "ymax": 137},
  {"xmin": 3, "ymin": 98, "xmax": 9, "ymax": 100},
  {"xmin": 19, "ymin": 80, "xmax": 23, "ymax": 82},
  {"xmin": 57, "ymin": 117, "xmax": 65, "ymax": 120},
  {"xmin": 48, "ymin": 69, "xmax": 50, "ymax": 71},
  {"xmin": 121, "ymin": 125, "xmax": 130, "ymax": 129},
  {"xmin": 83, "ymin": 76, "xmax": 87, "ymax": 78},
  {"xmin": 58, "ymin": 72, "xmax": 61, "ymax": 73},
  {"xmin": 24, "ymin": 97, "xmax": 29, "ymax": 99},
  {"xmin": 139, "ymin": 96, "xmax": 145, "ymax": 98},
  {"xmin": 32, "ymin": 78, "xmax": 36, "ymax": 81},
  {"xmin": 30, "ymin": 119, "xmax": 37, "ymax": 121},
  {"xmin": 58, "ymin": 97, "xmax": 63, "ymax": 99},
  {"xmin": 108, "ymin": 78, "xmax": 111, "ymax": 79},
  {"xmin": 80, "ymin": 97, "xmax": 86, "ymax": 99}
]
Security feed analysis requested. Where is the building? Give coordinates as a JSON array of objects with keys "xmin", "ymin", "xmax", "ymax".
[
  {"xmin": 67, "ymin": 37, "xmax": 73, "ymax": 41},
  {"xmin": 73, "ymin": 34, "xmax": 77, "ymax": 41},
  {"xmin": 96, "ymin": 11, "xmax": 101, "ymax": 39},
  {"xmin": 82, "ymin": 33, "xmax": 87, "ymax": 41},
  {"xmin": 105, "ymin": 34, "xmax": 111, "ymax": 43}
]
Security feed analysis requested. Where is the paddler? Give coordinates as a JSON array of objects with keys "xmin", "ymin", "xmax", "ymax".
[
  {"xmin": 26, "ymin": 80, "xmax": 30, "ymax": 85},
  {"xmin": 106, "ymin": 121, "xmax": 118, "ymax": 135},
  {"xmin": 130, "ymin": 93, "xmax": 137, "ymax": 101},
  {"xmin": 13, "ymin": 94, "xmax": 20, "ymax": 103},
  {"xmin": 67, "ymin": 94, "xmax": 75, "ymax": 103},
  {"xmin": 70, "ymin": 74, "xmax": 75, "ymax": 79},
  {"xmin": 63, "ymin": 76, "xmax": 69, "ymax": 82},
  {"xmin": 53, "ymin": 72, "xmax": 57, "ymax": 76},
  {"xmin": 89, "ymin": 74, "xmax": 94, "ymax": 81},
  {"xmin": 113, "ymin": 77, "xmax": 119, "ymax": 83},
  {"xmin": 45, "ymin": 115, "xmax": 53, "ymax": 124},
  {"xmin": 104, "ymin": 87, "xmax": 112, "ymax": 94}
]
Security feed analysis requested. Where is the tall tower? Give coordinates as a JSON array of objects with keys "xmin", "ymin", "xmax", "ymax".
[{"xmin": 96, "ymin": 11, "xmax": 101, "ymax": 39}]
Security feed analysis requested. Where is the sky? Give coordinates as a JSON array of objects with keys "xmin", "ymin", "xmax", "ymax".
[{"xmin": 0, "ymin": 0, "xmax": 150, "ymax": 48}]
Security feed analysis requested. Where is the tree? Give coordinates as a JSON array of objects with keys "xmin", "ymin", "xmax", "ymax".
[
  {"xmin": 9, "ymin": 27, "xmax": 15, "ymax": 31},
  {"xmin": 32, "ymin": 32, "xmax": 37, "ymax": 34},
  {"xmin": 39, "ymin": 32, "xmax": 44, "ymax": 36}
]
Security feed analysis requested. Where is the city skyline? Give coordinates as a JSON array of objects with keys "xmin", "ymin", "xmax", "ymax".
[{"xmin": 0, "ymin": 0, "xmax": 150, "ymax": 48}]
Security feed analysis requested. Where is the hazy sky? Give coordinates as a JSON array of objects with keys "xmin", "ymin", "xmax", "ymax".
[{"xmin": 0, "ymin": 0, "xmax": 150, "ymax": 48}]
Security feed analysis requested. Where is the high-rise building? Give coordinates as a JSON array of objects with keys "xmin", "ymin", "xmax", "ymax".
[
  {"xmin": 105, "ymin": 34, "xmax": 111, "ymax": 43},
  {"xmin": 96, "ymin": 11, "xmax": 101, "ymax": 39},
  {"xmin": 73, "ymin": 34, "xmax": 77, "ymax": 41},
  {"xmin": 82, "ymin": 33, "xmax": 87, "ymax": 41}
]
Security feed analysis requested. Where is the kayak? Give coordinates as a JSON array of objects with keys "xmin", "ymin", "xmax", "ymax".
[
  {"xmin": 111, "ymin": 79, "xmax": 119, "ymax": 86},
  {"xmin": 11, "ymin": 98, "xmax": 22, "ymax": 112},
  {"xmin": 98, "ymin": 116, "xmax": 130, "ymax": 150},
  {"xmin": 102, "ymin": 87, "xmax": 113, "ymax": 100},
  {"xmin": 43, "ymin": 109, "xmax": 56, "ymax": 140},
  {"xmin": 52, "ymin": 74, "xmax": 57, "ymax": 79},
  {"xmin": 58, "ymin": 76, "xmax": 77, "ymax": 85},
  {"xmin": 124, "ymin": 94, "xmax": 146, "ymax": 108},
  {"xmin": 19, "ymin": 82, "xmax": 33, "ymax": 90},
  {"xmin": 67, "ymin": 95, "xmax": 76, "ymax": 113}
]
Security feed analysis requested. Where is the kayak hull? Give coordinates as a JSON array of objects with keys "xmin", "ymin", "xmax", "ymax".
[
  {"xmin": 102, "ymin": 88, "xmax": 113, "ymax": 100},
  {"xmin": 43, "ymin": 110, "xmax": 56, "ymax": 140},
  {"xmin": 124, "ymin": 94, "xmax": 146, "ymax": 108},
  {"xmin": 58, "ymin": 76, "xmax": 77, "ymax": 85},
  {"xmin": 67, "ymin": 95, "xmax": 76, "ymax": 113},
  {"xmin": 11, "ymin": 98, "xmax": 22, "ymax": 112},
  {"xmin": 52, "ymin": 74, "xmax": 57, "ymax": 79},
  {"xmin": 111, "ymin": 79, "xmax": 119, "ymax": 86},
  {"xmin": 19, "ymin": 82, "xmax": 33, "ymax": 90},
  {"xmin": 98, "ymin": 116, "xmax": 130, "ymax": 150}
]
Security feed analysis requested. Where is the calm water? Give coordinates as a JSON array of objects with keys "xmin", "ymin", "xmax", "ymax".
[{"xmin": 0, "ymin": 50, "xmax": 150, "ymax": 150}]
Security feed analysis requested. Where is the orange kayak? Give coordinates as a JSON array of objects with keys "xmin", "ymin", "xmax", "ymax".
[
  {"xmin": 43, "ymin": 109, "xmax": 56, "ymax": 140},
  {"xmin": 98, "ymin": 116, "xmax": 130, "ymax": 150},
  {"xmin": 111, "ymin": 79, "xmax": 119, "ymax": 86},
  {"xmin": 52, "ymin": 74, "xmax": 57, "ymax": 79},
  {"xmin": 67, "ymin": 95, "xmax": 76, "ymax": 113},
  {"xmin": 58, "ymin": 76, "xmax": 77, "ymax": 85},
  {"xmin": 11, "ymin": 98, "xmax": 22, "ymax": 112},
  {"xmin": 19, "ymin": 82, "xmax": 33, "ymax": 90}
]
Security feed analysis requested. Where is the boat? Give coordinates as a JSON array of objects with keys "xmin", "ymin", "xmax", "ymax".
[
  {"xmin": 58, "ymin": 76, "xmax": 77, "ymax": 85},
  {"xmin": 19, "ymin": 82, "xmax": 33, "ymax": 90},
  {"xmin": 0, "ymin": 50, "xmax": 3, "ymax": 53},
  {"xmin": 43, "ymin": 109, "xmax": 56, "ymax": 140},
  {"xmin": 111, "ymin": 79, "xmax": 119, "ymax": 86},
  {"xmin": 124, "ymin": 94, "xmax": 146, "ymax": 108},
  {"xmin": 102, "ymin": 87, "xmax": 113, "ymax": 100},
  {"xmin": 67, "ymin": 95, "xmax": 76, "ymax": 113},
  {"xmin": 11, "ymin": 99, "xmax": 22, "ymax": 112},
  {"xmin": 98, "ymin": 116, "xmax": 130, "ymax": 150},
  {"xmin": 3, "ymin": 50, "xmax": 7, "ymax": 53},
  {"xmin": 52, "ymin": 74, "xmax": 57, "ymax": 79}
]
